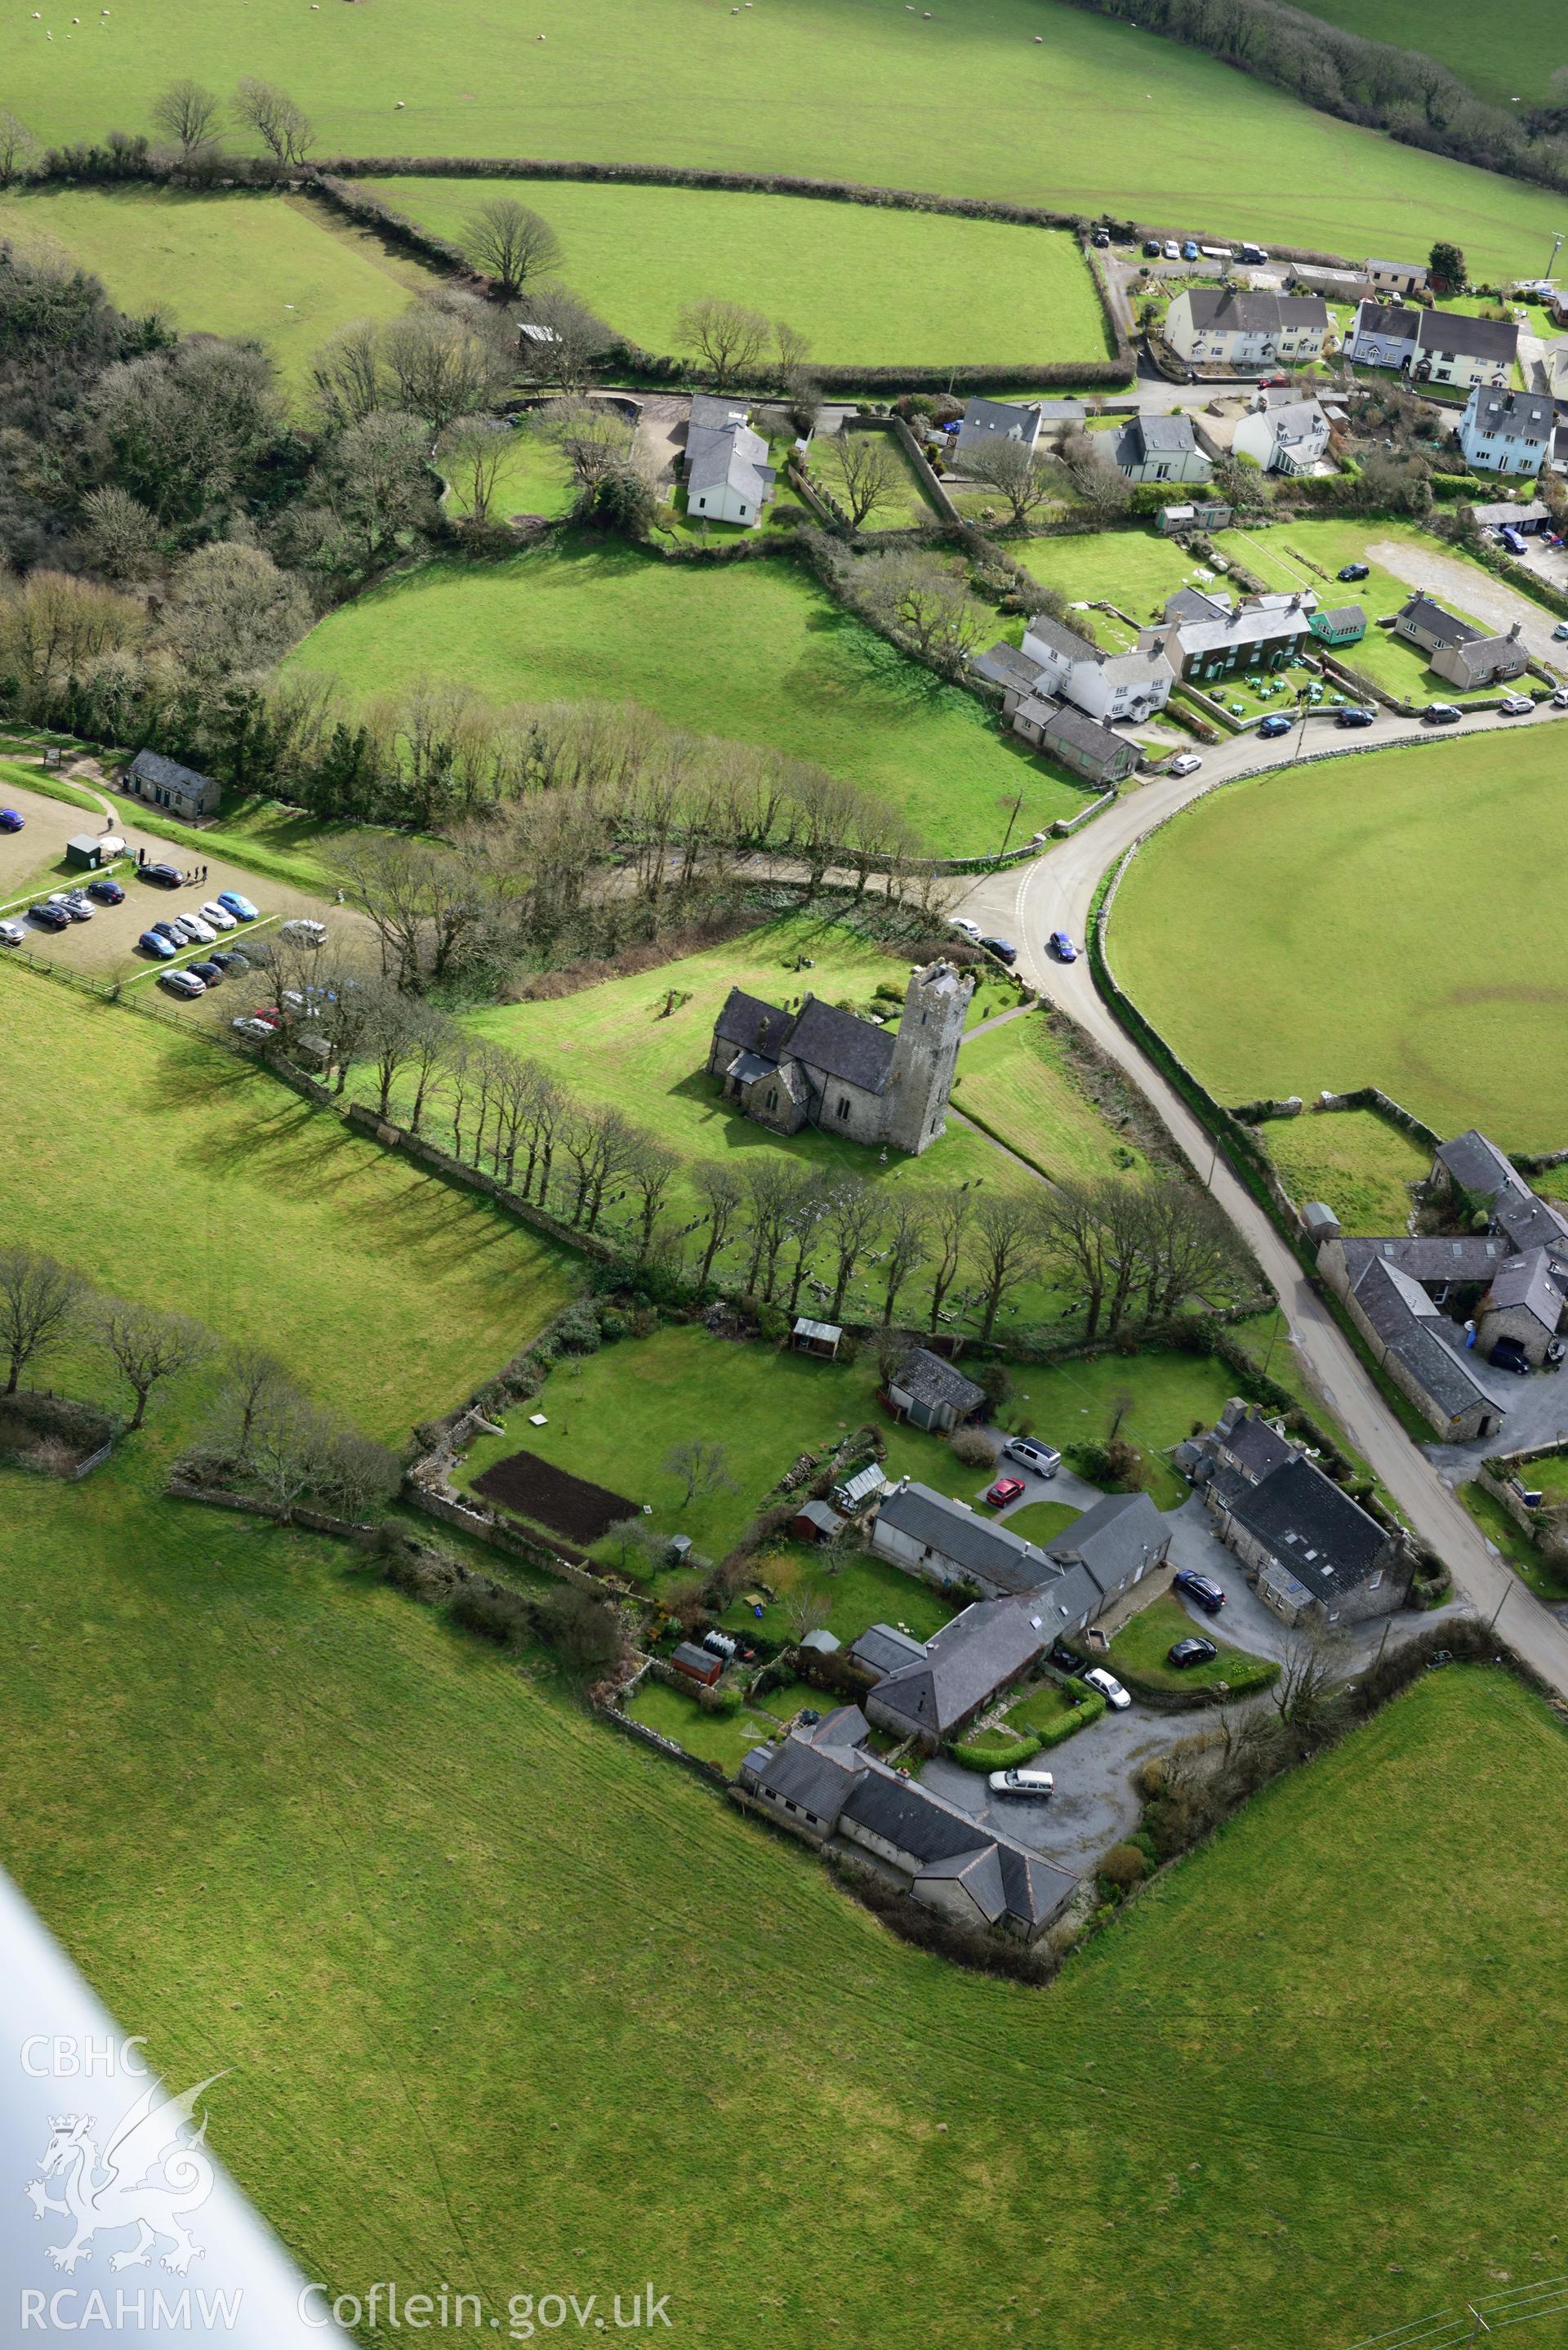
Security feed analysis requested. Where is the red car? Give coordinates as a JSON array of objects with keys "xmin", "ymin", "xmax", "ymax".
[
  {"xmin": 1258, "ymin": 372, "xmax": 1291, "ymax": 387},
  {"xmin": 984, "ymin": 1476, "xmax": 1026, "ymax": 1509}
]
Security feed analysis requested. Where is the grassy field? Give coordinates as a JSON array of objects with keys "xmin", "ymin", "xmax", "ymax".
[
  {"xmin": 1108, "ymin": 1588, "xmax": 1280, "ymax": 1697},
  {"xmin": 362, "ymin": 176, "xmax": 1112, "ymax": 365},
  {"xmin": 5, "ymin": 1420, "xmax": 1568, "ymax": 2350},
  {"xmin": 1259, "ymin": 1109, "xmax": 1430, "ymax": 1235},
  {"xmin": 805, "ymin": 429, "xmax": 944, "ymax": 530},
  {"xmin": 1110, "ymin": 729, "xmax": 1568, "ymax": 1151},
  {"xmin": 442, "ymin": 423, "xmax": 577, "ymax": 524},
  {"xmin": 1287, "ymin": 0, "xmax": 1557, "ymax": 106},
  {"xmin": 622, "ymin": 1673, "xmax": 787, "ymax": 1770},
  {"xmin": 6, "ymin": 0, "xmax": 1568, "ymax": 277},
  {"xmin": 1012, "ymin": 524, "xmax": 1226, "ymax": 635},
  {"xmin": 952, "ymin": 1009, "xmax": 1155, "ymax": 1185},
  {"xmin": 1213, "ymin": 519, "xmax": 1503, "ymax": 702},
  {"xmin": 287, "ymin": 537, "xmax": 1088, "ymax": 855},
  {"xmin": 0, "ymin": 965, "xmax": 571, "ymax": 1435},
  {"xmin": 718, "ymin": 1543, "xmax": 959, "ymax": 1648},
  {"xmin": 0, "ymin": 185, "xmax": 435, "ymax": 402}
]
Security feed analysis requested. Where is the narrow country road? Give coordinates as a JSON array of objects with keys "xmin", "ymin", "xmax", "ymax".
[{"xmin": 951, "ymin": 702, "xmax": 1568, "ymax": 1698}]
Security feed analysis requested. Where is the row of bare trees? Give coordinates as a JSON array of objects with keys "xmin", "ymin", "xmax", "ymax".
[
  {"xmin": 180, "ymin": 1347, "xmax": 402, "ymax": 1521},
  {"xmin": 0, "ymin": 1244, "xmax": 210, "ymax": 1431}
]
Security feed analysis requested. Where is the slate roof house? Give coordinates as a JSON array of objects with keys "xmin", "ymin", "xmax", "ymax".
[
  {"xmin": 1343, "ymin": 301, "xmax": 1517, "ymax": 390},
  {"xmin": 1147, "ymin": 586, "xmax": 1316, "ymax": 686},
  {"xmin": 736, "ymin": 1706, "xmax": 1077, "ymax": 1940},
  {"xmin": 122, "ymin": 748, "xmax": 220, "ymax": 820},
  {"xmin": 1190, "ymin": 1401, "xmax": 1411, "ymax": 1628},
  {"xmin": 684, "ymin": 395, "xmax": 776, "ymax": 528},
  {"xmin": 884, "ymin": 1348, "xmax": 987, "ymax": 1434},
  {"xmin": 1392, "ymin": 595, "xmax": 1529, "ymax": 689},
  {"xmin": 869, "ymin": 1478, "xmax": 1169, "ymax": 1622},
  {"xmin": 982, "ymin": 611, "xmax": 1174, "ymax": 728},
  {"xmin": 954, "ymin": 395, "xmax": 1047, "ymax": 460},
  {"xmin": 972, "ymin": 642, "xmax": 1143, "ymax": 786},
  {"xmin": 1111, "ymin": 412, "xmax": 1212, "ymax": 484},
  {"xmin": 1232, "ymin": 394, "xmax": 1331, "ymax": 476},
  {"xmin": 1165, "ymin": 288, "xmax": 1330, "ymax": 371},
  {"xmin": 708, "ymin": 959, "xmax": 972, "ymax": 1157}
]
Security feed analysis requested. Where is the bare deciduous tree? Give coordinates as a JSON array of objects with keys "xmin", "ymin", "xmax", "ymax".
[
  {"xmin": 665, "ymin": 1437, "xmax": 735, "ymax": 1509},
  {"xmin": 80, "ymin": 485, "xmax": 158, "ymax": 582},
  {"xmin": 0, "ymin": 111, "xmax": 42, "ymax": 189},
  {"xmin": 150, "ymin": 79, "xmax": 220, "ymax": 160},
  {"xmin": 232, "ymin": 77, "xmax": 314, "ymax": 164},
  {"xmin": 773, "ymin": 317, "xmax": 812, "ymax": 387},
  {"xmin": 928, "ymin": 1188, "xmax": 973, "ymax": 1331},
  {"xmin": 958, "ymin": 434, "xmax": 1059, "ymax": 527},
  {"xmin": 381, "ymin": 294, "xmax": 514, "ymax": 433},
  {"xmin": 0, "ymin": 1247, "xmax": 86, "ymax": 1394},
  {"xmin": 675, "ymin": 297, "xmax": 771, "ymax": 390},
  {"xmin": 822, "ymin": 1176, "xmax": 884, "ymax": 1322},
  {"xmin": 310, "ymin": 319, "xmax": 385, "ymax": 432},
  {"xmin": 850, "ymin": 547, "xmax": 989, "ymax": 666},
  {"xmin": 439, "ymin": 420, "xmax": 509, "ymax": 525},
  {"xmin": 693, "ymin": 1163, "xmax": 744, "ymax": 1290},
  {"xmin": 462, "ymin": 196, "xmax": 563, "ymax": 296},
  {"xmin": 1272, "ymin": 1632, "xmax": 1339, "ymax": 1729},
  {"xmin": 532, "ymin": 395, "xmax": 635, "ymax": 488},
  {"xmin": 826, "ymin": 427, "xmax": 905, "ymax": 528},
  {"xmin": 514, "ymin": 285, "xmax": 614, "ymax": 395},
  {"xmin": 971, "ymin": 1193, "xmax": 1042, "ymax": 1341},
  {"xmin": 93, "ymin": 1298, "xmax": 211, "ymax": 1430},
  {"xmin": 626, "ymin": 1138, "xmax": 680, "ymax": 1262},
  {"xmin": 879, "ymin": 1195, "xmax": 932, "ymax": 1325}
]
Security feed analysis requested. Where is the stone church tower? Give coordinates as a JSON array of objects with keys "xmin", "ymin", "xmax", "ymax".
[{"xmin": 883, "ymin": 960, "xmax": 973, "ymax": 1157}]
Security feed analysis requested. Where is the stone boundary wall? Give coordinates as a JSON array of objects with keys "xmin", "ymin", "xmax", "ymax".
[
  {"xmin": 595, "ymin": 1701, "xmax": 733, "ymax": 1785},
  {"xmin": 343, "ymin": 1100, "xmax": 617, "ymax": 1260},
  {"xmin": 405, "ymin": 1483, "xmax": 626, "ymax": 1599},
  {"xmin": 166, "ymin": 1477, "xmax": 376, "ymax": 1537}
]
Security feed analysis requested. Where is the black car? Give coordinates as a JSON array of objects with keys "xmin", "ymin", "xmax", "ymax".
[
  {"xmin": 1336, "ymin": 706, "xmax": 1375, "ymax": 729},
  {"xmin": 1172, "ymin": 1568, "xmax": 1225, "ymax": 1614},
  {"xmin": 1490, "ymin": 1336, "xmax": 1533, "ymax": 1376},
  {"xmin": 188, "ymin": 959, "xmax": 225, "ymax": 984},
  {"xmin": 1168, "ymin": 1636, "xmax": 1218, "ymax": 1670},
  {"xmin": 980, "ymin": 935, "xmax": 1018, "ymax": 965},
  {"xmin": 29, "ymin": 903, "xmax": 70, "ymax": 931},
  {"xmin": 1090, "ymin": 227, "xmax": 1111, "ymax": 248},
  {"xmin": 1423, "ymin": 702, "xmax": 1463, "ymax": 726},
  {"xmin": 1143, "ymin": 239, "xmax": 1162, "ymax": 258},
  {"xmin": 211, "ymin": 949, "xmax": 251, "ymax": 973},
  {"xmin": 87, "ymin": 876, "xmax": 125, "ymax": 904},
  {"xmin": 1337, "ymin": 562, "xmax": 1370, "ymax": 582},
  {"xmin": 142, "ymin": 861, "xmax": 183, "ymax": 888},
  {"xmin": 1049, "ymin": 1639, "xmax": 1081, "ymax": 1674}
]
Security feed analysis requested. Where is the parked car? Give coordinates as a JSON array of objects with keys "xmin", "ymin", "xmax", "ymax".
[
  {"xmin": 250, "ymin": 1006, "xmax": 283, "ymax": 1030},
  {"xmin": 188, "ymin": 959, "xmax": 225, "ymax": 984},
  {"xmin": 1090, "ymin": 227, "xmax": 1111, "ymax": 249},
  {"xmin": 1499, "ymin": 694, "xmax": 1534, "ymax": 716},
  {"xmin": 1081, "ymin": 1666, "xmax": 1131, "ymax": 1711},
  {"xmin": 150, "ymin": 919, "xmax": 183, "ymax": 943},
  {"xmin": 231, "ymin": 1014, "xmax": 278, "ymax": 1038},
  {"xmin": 1258, "ymin": 372, "xmax": 1290, "ymax": 390},
  {"xmin": 139, "ymin": 929, "xmax": 178, "ymax": 958},
  {"xmin": 1337, "ymin": 562, "xmax": 1370, "ymax": 582},
  {"xmin": 948, "ymin": 915, "xmax": 982, "ymax": 939},
  {"xmin": 1336, "ymin": 706, "xmax": 1375, "ymax": 729},
  {"xmin": 142, "ymin": 862, "xmax": 183, "ymax": 888},
  {"xmin": 1173, "ymin": 1568, "xmax": 1226, "ymax": 1613},
  {"xmin": 87, "ymin": 876, "xmax": 125, "ymax": 904},
  {"xmin": 1004, "ymin": 1437, "xmax": 1061, "ymax": 1478},
  {"xmin": 173, "ymin": 913, "xmax": 216, "ymax": 945},
  {"xmin": 1048, "ymin": 929, "xmax": 1077, "ymax": 961},
  {"xmin": 979, "ymin": 935, "xmax": 1018, "ymax": 965},
  {"xmin": 1181, "ymin": 239, "xmax": 1199, "ymax": 261},
  {"xmin": 279, "ymin": 917, "xmax": 328, "ymax": 948},
  {"xmin": 1552, "ymin": 684, "xmax": 1568, "ymax": 708},
  {"xmin": 1169, "ymin": 752, "xmax": 1202, "ymax": 777},
  {"xmin": 1236, "ymin": 242, "xmax": 1268, "ymax": 265},
  {"xmin": 987, "ymin": 1768, "xmax": 1055, "ymax": 1797},
  {"xmin": 0, "ymin": 809, "xmax": 24, "ymax": 832},
  {"xmin": 984, "ymin": 1476, "xmax": 1027, "ymax": 1509},
  {"xmin": 1162, "ymin": 239, "xmax": 1180, "ymax": 260},
  {"xmin": 1168, "ymin": 1636, "xmax": 1218, "ymax": 1669},
  {"xmin": 1257, "ymin": 713, "xmax": 1292, "ymax": 739},
  {"xmin": 160, "ymin": 968, "xmax": 207, "ymax": 998},
  {"xmin": 200, "ymin": 900, "xmax": 238, "ymax": 931},
  {"xmin": 211, "ymin": 948, "xmax": 250, "ymax": 973},
  {"xmin": 216, "ymin": 890, "xmax": 259, "ymax": 921},
  {"xmin": 0, "ymin": 920, "xmax": 25, "ymax": 946},
  {"xmin": 58, "ymin": 892, "xmax": 94, "ymax": 921},
  {"xmin": 1499, "ymin": 526, "xmax": 1529, "ymax": 557},
  {"xmin": 1423, "ymin": 702, "xmax": 1462, "ymax": 725},
  {"xmin": 29, "ymin": 903, "xmax": 70, "ymax": 932},
  {"xmin": 1552, "ymin": 621, "xmax": 1568, "ymax": 641},
  {"xmin": 1490, "ymin": 1336, "xmax": 1533, "ymax": 1376}
]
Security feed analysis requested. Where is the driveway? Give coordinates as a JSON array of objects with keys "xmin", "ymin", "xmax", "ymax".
[
  {"xmin": 1365, "ymin": 537, "xmax": 1568, "ymax": 671},
  {"xmin": 630, "ymin": 393, "xmax": 690, "ymax": 490}
]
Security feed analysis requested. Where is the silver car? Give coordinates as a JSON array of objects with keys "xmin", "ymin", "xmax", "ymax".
[{"xmin": 1004, "ymin": 1437, "xmax": 1061, "ymax": 1478}]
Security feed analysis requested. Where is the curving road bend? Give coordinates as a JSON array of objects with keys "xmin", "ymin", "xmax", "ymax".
[{"xmin": 951, "ymin": 702, "xmax": 1568, "ymax": 1696}]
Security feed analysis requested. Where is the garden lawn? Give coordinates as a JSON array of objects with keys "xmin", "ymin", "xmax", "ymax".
[
  {"xmin": 1012, "ymin": 1348, "xmax": 1246, "ymax": 1509},
  {"xmin": 362, "ymin": 177, "xmax": 1111, "ymax": 366},
  {"xmin": 1011, "ymin": 527, "xmax": 1223, "ymax": 639},
  {"xmin": 5, "ymin": 1434, "xmax": 1568, "ymax": 2350},
  {"xmin": 286, "ymin": 537, "xmax": 1083, "ymax": 856},
  {"xmin": 1458, "ymin": 1481, "xmax": 1568, "ymax": 1602},
  {"xmin": 6, "ymin": 0, "xmax": 1567, "ymax": 277},
  {"xmin": 1002, "ymin": 1674, "xmax": 1104, "ymax": 1739},
  {"xmin": 0, "ymin": 186, "xmax": 436, "ymax": 404},
  {"xmin": 450, "ymin": 1323, "xmax": 1002, "ymax": 1564},
  {"xmin": 1109, "ymin": 729, "xmax": 1568, "ymax": 1150},
  {"xmin": 0, "ymin": 965, "xmax": 572, "ymax": 1436},
  {"xmin": 443, "ymin": 423, "xmax": 577, "ymax": 524},
  {"xmin": 1212, "ymin": 519, "xmax": 1501, "ymax": 703},
  {"xmin": 719, "ymin": 1545, "xmax": 957, "ymax": 1648},
  {"xmin": 1109, "ymin": 1589, "xmax": 1280, "ymax": 1697},
  {"xmin": 999, "ymin": 1498, "xmax": 1082, "ymax": 1546},
  {"xmin": 953, "ymin": 1008, "xmax": 1153, "ymax": 1184},
  {"xmin": 806, "ymin": 430, "xmax": 945, "ymax": 529},
  {"xmin": 1260, "ymin": 1109, "xmax": 1429, "ymax": 1235},
  {"xmin": 622, "ymin": 1675, "xmax": 782, "ymax": 1771}
]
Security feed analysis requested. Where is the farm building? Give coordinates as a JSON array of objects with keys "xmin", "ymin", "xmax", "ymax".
[
  {"xmin": 884, "ymin": 1348, "xmax": 987, "ymax": 1434},
  {"xmin": 1477, "ymin": 1251, "xmax": 1568, "ymax": 1367},
  {"xmin": 1190, "ymin": 1401, "xmax": 1411, "ymax": 1630},
  {"xmin": 791, "ymin": 1317, "xmax": 842, "ymax": 1358},
  {"xmin": 869, "ymin": 1479, "xmax": 1168, "ymax": 1619},
  {"xmin": 122, "ymin": 748, "xmax": 220, "ymax": 819},
  {"xmin": 791, "ymin": 1499, "xmax": 847, "ymax": 1545},
  {"xmin": 1364, "ymin": 257, "xmax": 1428, "ymax": 296}
]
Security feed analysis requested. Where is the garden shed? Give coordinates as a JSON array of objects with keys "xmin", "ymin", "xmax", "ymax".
[
  {"xmin": 64, "ymin": 834, "xmax": 109, "ymax": 871},
  {"xmin": 792, "ymin": 1317, "xmax": 843, "ymax": 1358},
  {"xmin": 886, "ymin": 1346, "xmax": 987, "ymax": 1434},
  {"xmin": 792, "ymin": 1498, "xmax": 846, "ymax": 1545}
]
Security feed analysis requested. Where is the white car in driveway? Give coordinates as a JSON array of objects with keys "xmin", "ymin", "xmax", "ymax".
[
  {"xmin": 1169, "ymin": 753, "xmax": 1203, "ymax": 778},
  {"xmin": 949, "ymin": 916, "xmax": 982, "ymax": 940},
  {"xmin": 1499, "ymin": 694, "xmax": 1534, "ymax": 716},
  {"xmin": 1081, "ymin": 1666, "xmax": 1131, "ymax": 1711},
  {"xmin": 1004, "ymin": 1436, "xmax": 1062, "ymax": 1478},
  {"xmin": 0, "ymin": 921, "xmax": 24, "ymax": 948},
  {"xmin": 987, "ymin": 1768, "xmax": 1054, "ymax": 1797}
]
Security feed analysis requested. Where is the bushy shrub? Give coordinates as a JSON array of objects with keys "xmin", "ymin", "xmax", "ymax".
[
  {"xmin": 448, "ymin": 1582, "xmax": 537, "ymax": 1648},
  {"xmin": 1100, "ymin": 1843, "xmax": 1149, "ymax": 1892},
  {"xmin": 950, "ymin": 1730, "xmax": 1042, "ymax": 1772},
  {"xmin": 951, "ymin": 1426, "xmax": 999, "ymax": 1471},
  {"xmin": 553, "ymin": 1303, "xmax": 603, "ymax": 1356},
  {"xmin": 757, "ymin": 1303, "xmax": 788, "ymax": 1342}
]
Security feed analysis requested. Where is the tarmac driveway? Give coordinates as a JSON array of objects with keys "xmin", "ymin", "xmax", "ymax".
[{"xmin": 1365, "ymin": 538, "xmax": 1568, "ymax": 671}]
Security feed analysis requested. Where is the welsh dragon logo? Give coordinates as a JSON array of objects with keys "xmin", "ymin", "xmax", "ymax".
[{"xmin": 24, "ymin": 2071, "xmax": 227, "ymax": 2276}]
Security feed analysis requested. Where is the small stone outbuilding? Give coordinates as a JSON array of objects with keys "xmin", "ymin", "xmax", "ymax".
[{"xmin": 885, "ymin": 1347, "xmax": 987, "ymax": 1434}]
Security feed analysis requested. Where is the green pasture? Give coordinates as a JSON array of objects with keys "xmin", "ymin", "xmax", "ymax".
[
  {"xmin": 952, "ymin": 1007, "xmax": 1154, "ymax": 1184},
  {"xmin": 0, "ymin": 185, "xmax": 434, "ymax": 401},
  {"xmin": 0, "ymin": 965, "xmax": 571, "ymax": 1435},
  {"xmin": 805, "ymin": 429, "xmax": 943, "ymax": 529},
  {"xmin": 1110, "ymin": 729, "xmax": 1568, "ymax": 1151},
  {"xmin": 1011, "ymin": 522, "xmax": 1221, "ymax": 637},
  {"xmin": 1213, "ymin": 519, "xmax": 1503, "ymax": 702},
  {"xmin": 443, "ymin": 423, "xmax": 577, "ymax": 524},
  {"xmin": 1287, "ymin": 0, "xmax": 1557, "ymax": 106},
  {"xmin": 5, "ymin": 1422, "xmax": 1568, "ymax": 2350},
  {"xmin": 4, "ymin": 0, "xmax": 1567, "ymax": 278},
  {"xmin": 1260, "ymin": 1110, "xmax": 1430, "ymax": 1234},
  {"xmin": 286, "ymin": 536, "xmax": 1087, "ymax": 855},
  {"xmin": 363, "ymin": 176, "xmax": 1112, "ymax": 365},
  {"xmin": 1108, "ymin": 1589, "xmax": 1280, "ymax": 1697}
]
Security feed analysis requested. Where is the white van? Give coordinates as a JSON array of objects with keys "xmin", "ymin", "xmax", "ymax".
[{"xmin": 987, "ymin": 1768, "xmax": 1055, "ymax": 1797}]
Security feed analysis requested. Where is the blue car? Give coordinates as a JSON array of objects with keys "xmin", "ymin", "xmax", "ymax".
[
  {"xmin": 1258, "ymin": 713, "xmax": 1293, "ymax": 738},
  {"xmin": 216, "ymin": 890, "xmax": 258, "ymax": 921},
  {"xmin": 0, "ymin": 809, "xmax": 23, "ymax": 833},
  {"xmin": 1048, "ymin": 930, "xmax": 1077, "ymax": 961},
  {"xmin": 1181, "ymin": 239, "xmax": 1199, "ymax": 261},
  {"xmin": 139, "ymin": 929, "xmax": 178, "ymax": 959}
]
